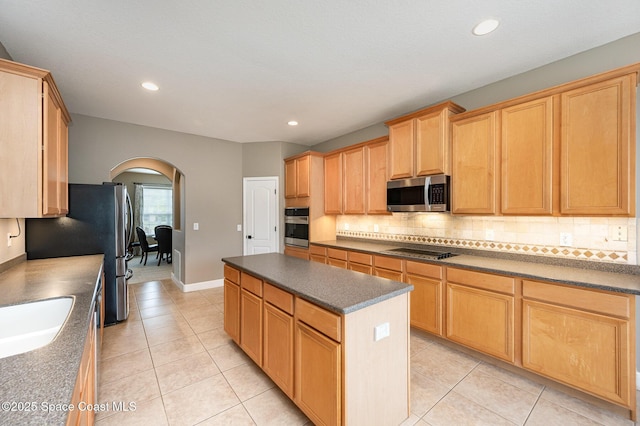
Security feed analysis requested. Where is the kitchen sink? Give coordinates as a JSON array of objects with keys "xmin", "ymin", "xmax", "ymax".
[{"xmin": 0, "ymin": 297, "xmax": 74, "ymax": 359}]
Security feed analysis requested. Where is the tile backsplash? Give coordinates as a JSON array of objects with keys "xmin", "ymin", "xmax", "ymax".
[{"xmin": 336, "ymin": 214, "xmax": 638, "ymax": 265}]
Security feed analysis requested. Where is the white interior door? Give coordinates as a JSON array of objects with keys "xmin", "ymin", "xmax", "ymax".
[{"xmin": 243, "ymin": 177, "xmax": 279, "ymax": 255}]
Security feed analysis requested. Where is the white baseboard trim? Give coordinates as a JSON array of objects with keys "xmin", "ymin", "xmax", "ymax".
[{"xmin": 172, "ymin": 276, "xmax": 224, "ymax": 292}]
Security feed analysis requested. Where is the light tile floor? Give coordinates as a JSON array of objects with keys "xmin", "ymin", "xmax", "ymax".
[{"xmin": 96, "ymin": 279, "xmax": 638, "ymax": 426}]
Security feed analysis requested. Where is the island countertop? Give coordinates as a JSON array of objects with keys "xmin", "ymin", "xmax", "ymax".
[
  {"xmin": 222, "ymin": 252, "xmax": 412, "ymax": 314},
  {"xmin": 0, "ymin": 255, "xmax": 103, "ymax": 426}
]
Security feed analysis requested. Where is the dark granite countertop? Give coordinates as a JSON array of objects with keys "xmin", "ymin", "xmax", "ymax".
[
  {"xmin": 311, "ymin": 239, "xmax": 640, "ymax": 295},
  {"xmin": 0, "ymin": 255, "xmax": 103, "ymax": 426},
  {"xmin": 222, "ymin": 253, "xmax": 412, "ymax": 314}
]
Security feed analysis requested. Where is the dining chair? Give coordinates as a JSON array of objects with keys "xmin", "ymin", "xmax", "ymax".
[
  {"xmin": 154, "ymin": 225, "xmax": 172, "ymax": 266},
  {"xmin": 135, "ymin": 226, "xmax": 159, "ymax": 266}
]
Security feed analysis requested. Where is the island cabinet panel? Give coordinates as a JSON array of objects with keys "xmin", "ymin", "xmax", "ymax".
[
  {"xmin": 405, "ymin": 261, "xmax": 443, "ymax": 335},
  {"xmin": 560, "ymin": 74, "xmax": 635, "ymax": 216},
  {"xmin": 445, "ymin": 268, "xmax": 516, "ymax": 363},
  {"xmin": 522, "ymin": 279, "xmax": 635, "ymax": 408},
  {"xmin": 240, "ymin": 289, "xmax": 263, "ymax": 365},
  {"xmin": 451, "ymin": 111, "xmax": 499, "ymax": 214},
  {"xmin": 223, "ymin": 279, "xmax": 241, "ymax": 344},
  {"xmin": 501, "ymin": 96, "xmax": 555, "ymax": 215},
  {"xmin": 263, "ymin": 301, "xmax": 294, "ymax": 398},
  {"xmin": 295, "ymin": 320, "xmax": 342, "ymax": 426}
]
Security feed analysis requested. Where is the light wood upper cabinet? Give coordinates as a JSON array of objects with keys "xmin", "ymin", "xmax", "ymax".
[
  {"xmin": 285, "ymin": 154, "xmax": 310, "ymax": 199},
  {"xmin": 386, "ymin": 101, "xmax": 465, "ymax": 180},
  {"xmin": 0, "ymin": 59, "xmax": 70, "ymax": 218},
  {"xmin": 560, "ymin": 74, "xmax": 636, "ymax": 215},
  {"xmin": 501, "ymin": 96, "xmax": 555, "ymax": 215},
  {"xmin": 324, "ymin": 151, "xmax": 343, "ymax": 214},
  {"xmin": 343, "ymin": 146, "xmax": 365, "ymax": 214},
  {"xmin": 451, "ymin": 111, "xmax": 499, "ymax": 214},
  {"xmin": 365, "ymin": 138, "xmax": 389, "ymax": 214}
]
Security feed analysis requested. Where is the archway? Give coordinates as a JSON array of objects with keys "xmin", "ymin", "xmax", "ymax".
[{"xmin": 110, "ymin": 157, "xmax": 185, "ymax": 285}]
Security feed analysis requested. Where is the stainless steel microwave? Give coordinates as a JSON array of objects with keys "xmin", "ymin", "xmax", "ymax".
[{"xmin": 386, "ymin": 175, "xmax": 450, "ymax": 212}]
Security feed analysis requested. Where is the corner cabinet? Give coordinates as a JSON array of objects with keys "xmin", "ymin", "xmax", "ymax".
[{"xmin": 0, "ymin": 59, "xmax": 71, "ymax": 218}]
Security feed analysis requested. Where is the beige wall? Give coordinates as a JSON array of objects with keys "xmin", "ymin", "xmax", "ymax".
[{"xmin": 68, "ymin": 114, "xmax": 243, "ymax": 285}]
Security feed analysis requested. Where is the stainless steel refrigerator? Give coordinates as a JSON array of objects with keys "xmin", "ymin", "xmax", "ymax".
[{"xmin": 25, "ymin": 183, "xmax": 132, "ymax": 325}]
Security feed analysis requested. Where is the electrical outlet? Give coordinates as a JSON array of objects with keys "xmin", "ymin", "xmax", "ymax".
[
  {"xmin": 344, "ymin": 223, "xmax": 350, "ymax": 231},
  {"xmin": 485, "ymin": 229, "xmax": 495, "ymax": 241},
  {"xmin": 7, "ymin": 233, "xmax": 11, "ymax": 248},
  {"xmin": 560, "ymin": 232, "xmax": 573, "ymax": 247},
  {"xmin": 374, "ymin": 322, "xmax": 390, "ymax": 341},
  {"xmin": 373, "ymin": 224, "xmax": 379, "ymax": 233},
  {"xmin": 611, "ymin": 225, "xmax": 628, "ymax": 242}
]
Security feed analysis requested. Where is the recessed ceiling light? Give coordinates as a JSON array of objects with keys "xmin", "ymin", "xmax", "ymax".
[
  {"xmin": 472, "ymin": 19, "xmax": 499, "ymax": 36},
  {"xmin": 141, "ymin": 81, "xmax": 159, "ymax": 91},
  {"xmin": 288, "ymin": 121, "xmax": 299, "ymax": 126}
]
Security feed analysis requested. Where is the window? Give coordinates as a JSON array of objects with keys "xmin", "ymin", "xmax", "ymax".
[{"xmin": 141, "ymin": 185, "xmax": 172, "ymax": 234}]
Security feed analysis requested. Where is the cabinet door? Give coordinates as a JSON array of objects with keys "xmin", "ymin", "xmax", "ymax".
[
  {"xmin": 295, "ymin": 321, "xmax": 341, "ymax": 426},
  {"xmin": 284, "ymin": 246, "xmax": 310, "ymax": 260},
  {"xmin": 501, "ymin": 96, "xmax": 554, "ymax": 215},
  {"xmin": 43, "ymin": 81, "xmax": 63, "ymax": 216},
  {"xmin": 240, "ymin": 289, "xmax": 263, "ymax": 365},
  {"xmin": 388, "ymin": 120, "xmax": 414, "ymax": 179},
  {"xmin": 446, "ymin": 282, "xmax": 514, "ymax": 362},
  {"xmin": 522, "ymin": 299, "xmax": 631, "ymax": 406},
  {"xmin": 451, "ymin": 112, "xmax": 499, "ymax": 214},
  {"xmin": 560, "ymin": 75, "xmax": 635, "ymax": 215},
  {"xmin": 58, "ymin": 120, "xmax": 69, "ymax": 214},
  {"xmin": 416, "ymin": 109, "xmax": 449, "ymax": 176},
  {"xmin": 263, "ymin": 303, "xmax": 294, "ymax": 398},
  {"xmin": 324, "ymin": 152, "xmax": 343, "ymax": 214},
  {"xmin": 284, "ymin": 159, "xmax": 297, "ymax": 199},
  {"xmin": 224, "ymin": 279, "xmax": 240, "ymax": 344},
  {"xmin": 406, "ymin": 273, "xmax": 442, "ymax": 335},
  {"xmin": 343, "ymin": 147, "xmax": 365, "ymax": 214},
  {"xmin": 366, "ymin": 139, "xmax": 389, "ymax": 214},
  {"xmin": 296, "ymin": 155, "xmax": 311, "ymax": 198}
]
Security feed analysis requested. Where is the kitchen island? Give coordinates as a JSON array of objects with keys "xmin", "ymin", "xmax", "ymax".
[
  {"xmin": 222, "ymin": 253, "xmax": 413, "ymax": 426},
  {"xmin": 0, "ymin": 255, "xmax": 103, "ymax": 426}
]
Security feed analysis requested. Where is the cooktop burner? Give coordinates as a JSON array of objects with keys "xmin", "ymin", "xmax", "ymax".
[{"xmin": 383, "ymin": 247, "xmax": 457, "ymax": 260}]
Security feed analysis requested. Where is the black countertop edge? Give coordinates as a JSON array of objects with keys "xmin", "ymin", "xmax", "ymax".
[{"xmin": 328, "ymin": 236, "xmax": 640, "ymax": 275}]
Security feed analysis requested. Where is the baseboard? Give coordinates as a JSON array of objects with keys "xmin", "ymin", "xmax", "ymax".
[{"xmin": 173, "ymin": 277, "xmax": 224, "ymax": 292}]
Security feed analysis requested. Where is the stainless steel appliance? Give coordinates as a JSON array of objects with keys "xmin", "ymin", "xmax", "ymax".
[
  {"xmin": 25, "ymin": 183, "xmax": 133, "ymax": 325},
  {"xmin": 284, "ymin": 207, "xmax": 309, "ymax": 248},
  {"xmin": 387, "ymin": 175, "xmax": 450, "ymax": 212}
]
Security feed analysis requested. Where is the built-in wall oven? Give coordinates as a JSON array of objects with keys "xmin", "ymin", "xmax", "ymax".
[{"xmin": 284, "ymin": 207, "xmax": 309, "ymax": 248}]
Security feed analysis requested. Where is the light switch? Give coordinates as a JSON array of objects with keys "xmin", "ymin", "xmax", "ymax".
[
  {"xmin": 193, "ymin": 223, "xmax": 199, "ymax": 231},
  {"xmin": 237, "ymin": 224, "xmax": 242, "ymax": 232}
]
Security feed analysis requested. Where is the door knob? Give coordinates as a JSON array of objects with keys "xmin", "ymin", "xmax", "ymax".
[{"xmin": 246, "ymin": 235, "xmax": 252, "ymax": 239}]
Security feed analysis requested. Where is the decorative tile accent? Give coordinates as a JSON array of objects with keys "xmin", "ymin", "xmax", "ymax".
[{"xmin": 335, "ymin": 230, "xmax": 630, "ymax": 264}]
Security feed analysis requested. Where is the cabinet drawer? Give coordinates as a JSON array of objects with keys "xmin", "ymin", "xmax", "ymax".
[
  {"xmin": 296, "ymin": 297, "xmax": 342, "ymax": 343},
  {"xmin": 241, "ymin": 272, "xmax": 263, "ymax": 297},
  {"xmin": 523, "ymin": 280, "xmax": 631, "ymax": 319},
  {"xmin": 224, "ymin": 264, "xmax": 240, "ymax": 284},
  {"xmin": 447, "ymin": 267, "xmax": 515, "ymax": 295},
  {"xmin": 374, "ymin": 255, "xmax": 403, "ymax": 272},
  {"xmin": 406, "ymin": 260, "xmax": 442, "ymax": 279},
  {"xmin": 264, "ymin": 282, "xmax": 294, "ymax": 315},
  {"xmin": 327, "ymin": 248, "xmax": 348, "ymax": 261},
  {"xmin": 349, "ymin": 263, "xmax": 373, "ymax": 275},
  {"xmin": 309, "ymin": 245, "xmax": 326, "ymax": 256},
  {"xmin": 348, "ymin": 251, "xmax": 373, "ymax": 265}
]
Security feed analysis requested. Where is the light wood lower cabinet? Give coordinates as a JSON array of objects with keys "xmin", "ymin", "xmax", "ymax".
[
  {"xmin": 348, "ymin": 251, "xmax": 373, "ymax": 275},
  {"xmin": 223, "ymin": 265, "xmax": 241, "ymax": 344},
  {"xmin": 295, "ymin": 320, "xmax": 341, "ymax": 426},
  {"xmin": 373, "ymin": 255, "xmax": 404, "ymax": 281},
  {"xmin": 405, "ymin": 261, "xmax": 443, "ymax": 336},
  {"xmin": 309, "ymin": 244, "xmax": 327, "ymax": 263},
  {"xmin": 240, "ymin": 272, "xmax": 263, "ymax": 365},
  {"xmin": 445, "ymin": 268, "xmax": 516, "ymax": 363},
  {"xmin": 522, "ymin": 280, "xmax": 635, "ymax": 409},
  {"xmin": 284, "ymin": 246, "xmax": 310, "ymax": 260},
  {"xmin": 66, "ymin": 310, "xmax": 96, "ymax": 426},
  {"xmin": 327, "ymin": 248, "xmax": 348, "ymax": 269}
]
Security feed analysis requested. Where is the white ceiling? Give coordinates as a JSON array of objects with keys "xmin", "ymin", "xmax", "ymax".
[{"xmin": 1, "ymin": 1, "xmax": 639, "ymax": 146}]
